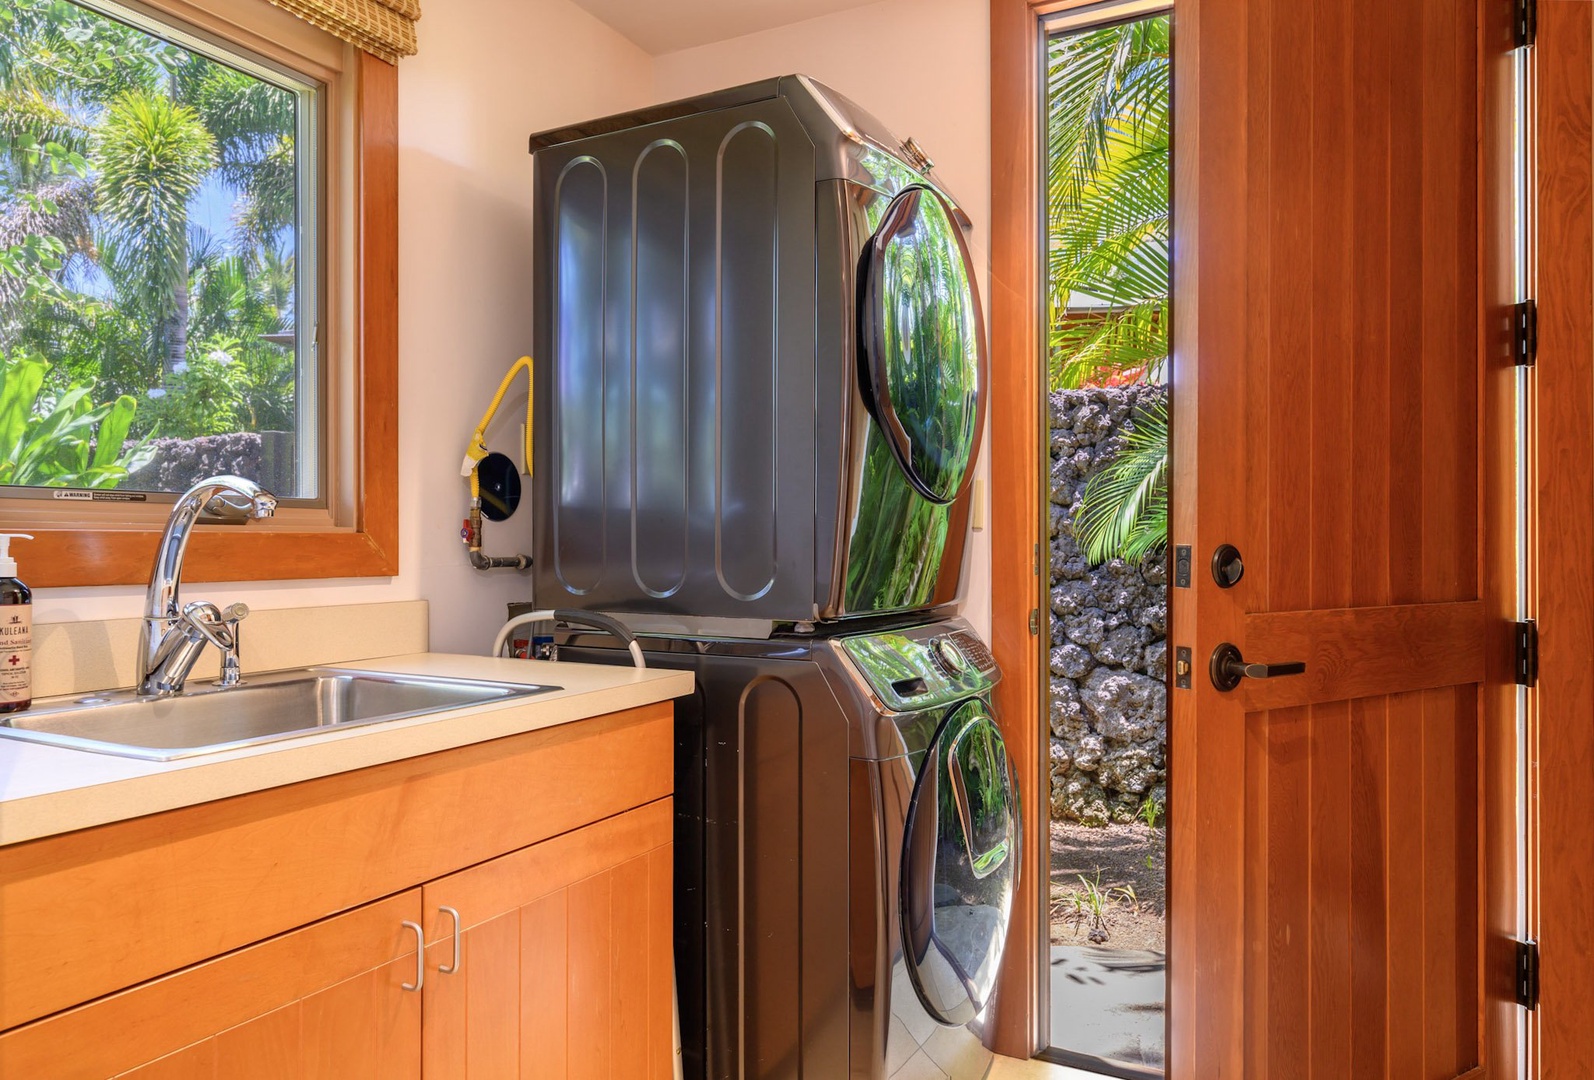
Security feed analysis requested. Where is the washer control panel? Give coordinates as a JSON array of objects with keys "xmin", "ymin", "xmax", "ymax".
[{"xmin": 840, "ymin": 622, "xmax": 1001, "ymax": 713}]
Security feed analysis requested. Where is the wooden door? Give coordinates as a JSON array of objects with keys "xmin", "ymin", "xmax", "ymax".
[
  {"xmin": 0, "ymin": 891, "xmax": 424, "ymax": 1079},
  {"xmin": 421, "ymin": 798, "xmax": 675, "ymax": 1079},
  {"xmin": 1169, "ymin": 0, "xmax": 1516, "ymax": 1077}
]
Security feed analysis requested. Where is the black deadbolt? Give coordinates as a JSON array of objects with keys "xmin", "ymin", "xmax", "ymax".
[{"xmin": 1211, "ymin": 544, "xmax": 1244, "ymax": 588}]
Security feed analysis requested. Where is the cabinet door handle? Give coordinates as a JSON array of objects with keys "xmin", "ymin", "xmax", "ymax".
[
  {"xmin": 439, "ymin": 906, "xmax": 462, "ymax": 975},
  {"xmin": 401, "ymin": 920, "xmax": 425, "ymax": 992}
]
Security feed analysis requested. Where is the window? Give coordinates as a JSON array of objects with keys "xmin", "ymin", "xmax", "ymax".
[
  {"xmin": 2, "ymin": 0, "xmax": 320, "ymax": 501},
  {"xmin": 0, "ymin": 0, "xmax": 398, "ymax": 586}
]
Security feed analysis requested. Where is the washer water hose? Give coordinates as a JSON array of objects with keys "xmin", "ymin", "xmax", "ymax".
[
  {"xmin": 462, "ymin": 356, "xmax": 535, "ymax": 571},
  {"xmin": 492, "ymin": 609, "xmax": 646, "ymax": 670}
]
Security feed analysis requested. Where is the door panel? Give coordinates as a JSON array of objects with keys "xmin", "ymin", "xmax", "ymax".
[{"xmin": 1172, "ymin": 0, "xmax": 1496, "ymax": 1076}]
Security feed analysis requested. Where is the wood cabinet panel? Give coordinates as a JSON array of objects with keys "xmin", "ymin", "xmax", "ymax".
[
  {"xmin": 0, "ymin": 702, "xmax": 672, "ymax": 1031},
  {"xmin": 0, "ymin": 890, "xmax": 423, "ymax": 1080},
  {"xmin": 117, "ymin": 1042, "xmax": 217, "ymax": 1080},
  {"xmin": 519, "ymin": 890, "xmax": 570, "ymax": 1080},
  {"xmin": 422, "ymin": 799, "xmax": 674, "ymax": 1080}
]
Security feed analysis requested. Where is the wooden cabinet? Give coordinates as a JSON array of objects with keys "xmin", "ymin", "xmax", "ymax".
[
  {"xmin": 421, "ymin": 799, "xmax": 674, "ymax": 1079},
  {"xmin": 0, "ymin": 702, "xmax": 675, "ymax": 1079},
  {"xmin": 0, "ymin": 891, "xmax": 425, "ymax": 1079}
]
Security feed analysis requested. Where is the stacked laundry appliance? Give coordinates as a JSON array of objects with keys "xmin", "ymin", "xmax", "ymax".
[{"xmin": 525, "ymin": 76, "xmax": 1019, "ymax": 1080}]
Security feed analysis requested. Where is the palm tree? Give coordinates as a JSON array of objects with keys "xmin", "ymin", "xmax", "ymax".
[
  {"xmin": 93, "ymin": 89, "xmax": 215, "ymax": 379},
  {"xmin": 1, "ymin": 0, "xmax": 295, "ymax": 401},
  {"xmin": 1047, "ymin": 16, "xmax": 1172, "ymax": 565}
]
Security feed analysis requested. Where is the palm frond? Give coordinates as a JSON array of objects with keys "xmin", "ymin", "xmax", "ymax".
[
  {"xmin": 1050, "ymin": 304, "xmax": 1166, "ymax": 390},
  {"xmin": 1072, "ymin": 398, "xmax": 1169, "ymax": 565},
  {"xmin": 93, "ymin": 90, "xmax": 215, "ymax": 316}
]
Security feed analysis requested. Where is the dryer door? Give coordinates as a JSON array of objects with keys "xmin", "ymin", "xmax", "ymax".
[
  {"xmin": 900, "ymin": 699, "xmax": 1020, "ymax": 1026},
  {"xmin": 858, "ymin": 184, "xmax": 987, "ymax": 505}
]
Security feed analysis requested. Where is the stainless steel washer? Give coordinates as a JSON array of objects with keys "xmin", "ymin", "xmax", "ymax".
[{"xmin": 558, "ymin": 616, "xmax": 1019, "ymax": 1079}]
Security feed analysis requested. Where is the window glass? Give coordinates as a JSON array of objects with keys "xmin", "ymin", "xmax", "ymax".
[{"xmin": 0, "ymin": 0, "xmax": 318, "ymax": 501}]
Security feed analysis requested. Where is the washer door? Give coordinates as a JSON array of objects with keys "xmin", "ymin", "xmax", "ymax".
[
  {"xmin": 858, "ymin": 184, "xmax": 987, "ymax": 505},
  {"xmin": 900, "ymin": 699, "xmax": 1020, "ymax": 1026}
]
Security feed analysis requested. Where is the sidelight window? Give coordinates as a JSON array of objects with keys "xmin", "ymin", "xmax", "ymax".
[{"xmin": 1042, "ymin": 2, "xmax": 1171, "ymax": 1075}]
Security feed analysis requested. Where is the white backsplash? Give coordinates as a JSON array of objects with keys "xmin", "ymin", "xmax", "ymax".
[{"xmin": 31, "ymin": 600, "xmax": 429, "ymax": 698}]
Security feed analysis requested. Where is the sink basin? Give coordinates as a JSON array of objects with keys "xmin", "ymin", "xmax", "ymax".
[{"xmin": 0, "ymin": 668, "xmax": 560, "ymax": 761}]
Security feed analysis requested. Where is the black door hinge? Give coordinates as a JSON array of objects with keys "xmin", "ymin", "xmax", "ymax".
[
  {"xmin": 1513, "ymin": 300, "xmax": 1538, "ymax": 366},
  {"xmin": 1515, "ymin": 619, "xmax": 1539, "ymax": 687},
  {"xmin": 1515, "ymin": 0, "xmax": 1537, "ymax": 48},
  {"xmin": 1517, "ymin": 939, "xmax": 1540, "ymax": 1010}
]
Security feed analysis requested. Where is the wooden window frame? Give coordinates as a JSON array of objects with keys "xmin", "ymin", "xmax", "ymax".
[{"xmin": 0, "ymin": 0, "xmax": 398, "ymax": 587}]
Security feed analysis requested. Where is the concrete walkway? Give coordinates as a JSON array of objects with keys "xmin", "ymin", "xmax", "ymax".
[{"xmin": 1049, "ymin": 946, "xmax": 1166, "ymax": 1073}]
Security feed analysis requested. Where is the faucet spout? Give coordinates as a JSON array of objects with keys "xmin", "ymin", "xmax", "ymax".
[{"xmin": 137, "ymin": 475, "xmax": 275, "ymax": 696}]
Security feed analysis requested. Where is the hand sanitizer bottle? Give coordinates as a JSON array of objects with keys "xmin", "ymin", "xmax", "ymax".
[{"xmin": 0, "ymin": 533, "xmax": 34, "ymax": 714}]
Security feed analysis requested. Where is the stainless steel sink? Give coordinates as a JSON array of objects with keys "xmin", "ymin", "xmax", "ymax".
[{"xmin": 0, "ymin": 668, "xmax": 560, "ymax": 761}]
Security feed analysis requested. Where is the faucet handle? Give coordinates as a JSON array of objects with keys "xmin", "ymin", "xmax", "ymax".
[{"xmin": 220, "ymin": 602, "xmax": 250, "ymax": 624}]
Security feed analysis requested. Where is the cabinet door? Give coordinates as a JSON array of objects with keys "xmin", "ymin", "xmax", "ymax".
[
  {"xmin": 422, "ymin": 798, "xmax": 674, "ymax": 1080},
  {"xmin": 0, "ymin": 890, "xmax": 424, "ymax": 1080}
]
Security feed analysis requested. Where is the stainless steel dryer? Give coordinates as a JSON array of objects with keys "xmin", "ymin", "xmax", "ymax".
[
  {"xmin": 528, "ymin": 75, "xmax": 986, "ymax": 630},
  {"xmin": 557, "ymin": 616, "xmax": 1019, "ymax": 1080}
]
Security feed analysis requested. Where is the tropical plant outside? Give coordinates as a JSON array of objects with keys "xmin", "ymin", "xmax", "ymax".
[
  {"xmin": 0, "ymin": 0, "xmax": 305, "ymax": 492},
  {"xmin": 1047, "ymin": 15, "xmax": 1171, "ymax": 565}
]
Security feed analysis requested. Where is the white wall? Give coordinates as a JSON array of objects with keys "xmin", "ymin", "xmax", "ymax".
[
  {"xmin": 33, "ymin": 0, "xmax": 657, "ymax": 654},
  {"xmin": 35, "ymin": 0, "xmax": 996, "ymax": 648},
  {"xmin": 394, "ymin": 0, "xmax": 655, "ymax": 651},
  {"xmin": 652, "ymin": 0, "xmax": 994, "ymax": 638}
]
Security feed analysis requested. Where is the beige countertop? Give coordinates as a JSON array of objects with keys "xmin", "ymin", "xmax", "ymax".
[{"xmin": 0, "ymin": 653, "xmax": 692, "ymax": 847}]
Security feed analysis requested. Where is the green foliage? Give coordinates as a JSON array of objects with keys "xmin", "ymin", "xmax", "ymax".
[
  {"xmin": 1054, "ymin": 869, "xmax": 1144, "ymax": 944},
  {"xmin": 133, "ymin": 335, "xmax": 293, "ymax": 439},
  {"xmin": 0, "ymin": 349, "xmax": 150, "ymax": 486},
  {"xmin": 1073, "ymin": 398, "xmax": 1169, "ymax": 565},
  {"xmin": 1137, "ymin": 795, "xmax": 1162, "ymax": 830},
  {"xmin": 94, "ymin": 90, "xmax": 215, "ymax": 313},
  {"xmin": 1048, "ymin": 16, "xmax": 1172, "ymax": 565},
  {"xmin": 0, "ymin": 0, "xmax": 302, "ymax": 491}
]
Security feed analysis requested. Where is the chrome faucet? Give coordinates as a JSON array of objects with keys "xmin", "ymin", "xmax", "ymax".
[{"xmin": 138, "ymin": 475, "xmax": 277, "ymax": 696}]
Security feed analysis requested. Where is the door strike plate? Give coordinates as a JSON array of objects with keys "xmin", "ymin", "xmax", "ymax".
[
  {"xmin": 1175, "ymin": 646, "xmax": 1192, "ymax": 690},
  {"xmin": 1174, "ymin": 546, "xmax": 1192, "ymax": 588}
]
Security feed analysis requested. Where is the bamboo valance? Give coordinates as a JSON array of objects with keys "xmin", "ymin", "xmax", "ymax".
[{"xmin": 264, "ymin": 0, "xmax": 418, "ymax": 63}]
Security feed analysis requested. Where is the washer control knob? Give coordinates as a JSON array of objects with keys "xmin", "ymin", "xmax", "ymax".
[{"xmin": 931, "ymin": 637, "xmax": 966, "ymax": 676}]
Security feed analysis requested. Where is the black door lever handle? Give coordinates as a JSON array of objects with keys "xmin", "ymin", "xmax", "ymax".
[{"xmin": 1209, "ymin": 642, "xmax": 1307, "ymax": 692}]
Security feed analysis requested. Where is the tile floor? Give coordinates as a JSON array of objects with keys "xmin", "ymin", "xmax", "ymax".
[{"xmin": 987, "ymin": 1054, "xmax": 1097, "ymax": 1079}]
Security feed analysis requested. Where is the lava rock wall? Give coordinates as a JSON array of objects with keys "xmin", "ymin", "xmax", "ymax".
[{"xmin": 1049, "ymin": 385, "xmax": 1169, "ymax": 826}]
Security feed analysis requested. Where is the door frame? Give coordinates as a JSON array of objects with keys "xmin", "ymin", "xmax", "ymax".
[
  {"xmin": 986, "ymin": 0, "xmax": 1522, "ymax": 1069},
  {"xmin": 987, "ymin": 0, "xmax": 1067, "ymax": 1057},
  {"xmin": 1526, "ymin": 1, "xmax": 1594, "ymax": 1069}
]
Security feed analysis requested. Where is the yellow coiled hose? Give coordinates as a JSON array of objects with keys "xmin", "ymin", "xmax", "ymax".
[{"xmin": 461, "ymin": 356, "xmax": 534, "ymax": 569}]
